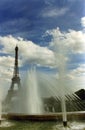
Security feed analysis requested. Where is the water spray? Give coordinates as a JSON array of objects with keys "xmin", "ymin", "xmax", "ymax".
[
  {"xmin": 0, "ymin": 88, "xmax": 2, "ymax": 125},
  {"xmin": 51, "ymin": 34, "xmax": 68, "ymax": 127}
]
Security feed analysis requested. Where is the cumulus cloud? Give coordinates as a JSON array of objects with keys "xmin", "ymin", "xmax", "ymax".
[
  {"xmin": 0, "ymin": 35, "xmax": 56, "ymax": 97},
  {"xmin": 0, "ymin": 26, "xmax": 85, "ymax": 95},
  {"xmin": 45, "ymin": 27, "xmax": 85, "ymax": 91},
  {"xmin": 0, "ymin": 55, "xmax": 22, "ymax": 80},
  {"xmin": 0, "ymin": 55, "xmax": 23, "ymax": 98},
  {"xmin": 0, "ymin": 28, "xmax": 85, "ymax": 74},
  {"xmin": 81, "ymin": 17, "xmax": 85, "ymax": 27},
  {"xmin": 0, "ymin": 65, "xmax": 12, "ymax": 81},
  {"xmin": 0, "ymin": 35, "xmax": 55, "ymax": 68},
  {"xmin": 67, "ymin": 64, "xmax": 85, "ymax": 90},
  {"xmin": 0, "ymin": 56, "xmax": 14, "ymax": 97},
  {"xmin": 46, "ymin": 27, "xmax": 85, "ymax": 54},
  {"xmin": 68, "ymin": 64, "xmax": 85, "ymax": 79},
  {"xmin": 0, "ymin": 56, "xmax": 14, "ymax": 67},
  {"xmin": 0, "ymin": 56, "xmax": 19, "ymax": 82}
]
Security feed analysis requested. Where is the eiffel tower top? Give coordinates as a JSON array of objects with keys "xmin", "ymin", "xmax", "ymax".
[{"xmin": 13, "ymin": 45, "xmax": 19, "ymax": 78}]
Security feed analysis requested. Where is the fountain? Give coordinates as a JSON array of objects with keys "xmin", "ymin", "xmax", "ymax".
[
  {"xmin": 16, "ymin": 66, "xmax": 44, "ymax": 115},
  {"xmin": 2, "ymin": 44, "xmax": 85, "ymax": 129},
  {"xmin": 0, "ymin": 101, "xmax": 2, "ymax": 124},
  {"xmin": 0, "ymin": 87, "xmax": 14, "ymax": 128},
  {"xmin": 0, "ymin": 86, "xmax": 2, "ymax": 124},
  {"xmin": 51, "ymin": 34, "xmax": 68, "ymax": 127}
]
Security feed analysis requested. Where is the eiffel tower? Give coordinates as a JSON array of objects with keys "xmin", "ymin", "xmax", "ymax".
[{"xmin": 6, "ymin": 46, "xmax": 21, "ymax": 103}]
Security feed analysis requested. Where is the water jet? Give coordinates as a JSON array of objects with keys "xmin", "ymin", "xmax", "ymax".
[{"xmin": 2, "ymin": 46, "xmax": 85, "ymax": 130}]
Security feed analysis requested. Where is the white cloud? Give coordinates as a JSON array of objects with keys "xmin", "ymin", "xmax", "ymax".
[
  {"xmin": 0, "ymin": 28, "xmax": 84, "ymax": 71},
  {"xmin": 0, "ymin": 26, "xmax": 85, "ymax": 96},
  {"xmin": 0, "ymin": 56, "xmax": 14, "ymax": 98},
  {"xmin": 45, "ymin": 27, "xmax": 85, "ymax": 91},
  {"xmin": 66, "ymin": 30, "xmax": 85, "ymax": 53},
  {"xmin": 67, "ymin": 64, "xmax": 85, "ymax": 91},
  {"xmin": 0, "ymin": 35, "xmax": 55, "ymax": 68},
  {"xmin": 0, "ymin": 56, "xmax": 14, "ymax": 67},
  {"xmin": 81, "ymin": 17, "xmax": 85, "ymax": 27},
  {"xmin": 0, "ymin": 35, "xmax": 55, "ymax": 95},
  {"xmin": 42, "ymin": 7, "xmax": 68, "ymax": 17},
  {"xmin": 0, "ymin": 35, "xmax": 56, "ymax": 98},
  {"xmin": 68, "ymin": 64, "xmax": 85, "ymax": 79},
  {"xmin": 0, "ymin": 55, "xmax": 23, "ymax": 99},
  {"xmin": 0, "ymin": 56, "xmax": 19, "ymax": 82},
  {"xmin": 44, "ymin": 0, "xmax": 56, "ymax": 6},
  {"xmin": 0, "ymin": 35, "xmax": 18, "ymax": 53},
  {"xmin": 0, "ymin": 28, "xmax": 84, "ymax": 83},
  {"xmin": 46, "ymin": 27, "xmax": 85, "ymax": 54}
]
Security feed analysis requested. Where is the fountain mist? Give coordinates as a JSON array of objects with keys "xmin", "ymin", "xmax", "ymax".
[
  {"xmin": 23, "ymin": 66, "xmax": 44, "ymax": 114},
  {"xmin": 0, "ymin": 87, "xmax": 2, "ymax": 124},
  {"xmin": 51, "ymin": 35, "xmax": 68, "ymax": 126},
  {"xmin": 0, "ymin": 101, "xmax": 1, "ymax": 124},
  {"xmin": 58, "ymin": 52, "xmax": 67, "ymax": 127}
]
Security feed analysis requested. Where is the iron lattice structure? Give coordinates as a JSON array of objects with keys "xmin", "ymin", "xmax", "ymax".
[{"xmin": 6, "ymin": 46, "xmax": 21, "ymax": 103}]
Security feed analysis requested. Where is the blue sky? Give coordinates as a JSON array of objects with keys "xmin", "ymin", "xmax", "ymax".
[
  {"xmin": 0, "ymin": 0, "xmax": 85, "ymax": 96},
  {"xmin": 0, "ymin": 0, "xmax": 84, "ymax": 42}
]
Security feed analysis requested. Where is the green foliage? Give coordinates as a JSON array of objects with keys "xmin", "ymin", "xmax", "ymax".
[{"xmin": 0, "ymin": 121, "xmax": 56, "ymax": 130}]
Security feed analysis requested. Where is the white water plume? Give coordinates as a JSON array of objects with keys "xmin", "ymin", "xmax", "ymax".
[
  {"xmin": 9, "ymin": 68, "xmax": 83, "ymax": 114},
  {"xmin": 20, "ymin": 66, "xmax": 44, "ymax": 114},
  {"xmin": 0, "ymin": 87, "xmax": 2, "ymax": 121},
  {"xmin": 0, "ymin": 102, "xmax": 1, "ymax": 121},
  {"xmin": 8, "ymin": 66, "xmax": 44, "ymax": 114},
  {"xmin": 51, "ymin": 35, "xmax": 68, "ymax": 124}
]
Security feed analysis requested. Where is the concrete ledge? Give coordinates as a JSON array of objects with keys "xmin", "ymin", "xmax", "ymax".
[{"xmin": 3, "ymin": 111, "xmax": 85, "ymax": 121}]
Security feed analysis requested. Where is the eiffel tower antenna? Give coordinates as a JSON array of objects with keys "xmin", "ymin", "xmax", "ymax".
[{"xmin": 14, "ymin": 45, "xmax": 19, "ymax": 77}]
